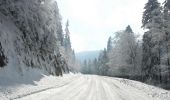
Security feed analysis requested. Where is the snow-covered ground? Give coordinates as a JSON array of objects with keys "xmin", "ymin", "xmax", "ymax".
[{"xmin": 0, "ymin": 73, "xmax": 170, "ymax": 100}]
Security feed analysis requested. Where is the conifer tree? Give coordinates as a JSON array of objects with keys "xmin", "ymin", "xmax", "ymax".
[
  {"xmin": 107, "ymin": 37, "xmax": 113, "ymax": 52},
  {"xmin": 64, "ymin": 20, "xmax": 72, "ymax": 50},
  {"xmin": 142, "ymin": 0, "xmax": 163, "ymax": 82},
  {"xmin": 162, "ymin": 0, "xmax": 170, "ymax": 84},
  {"xmin": 142, "ymin": 0, "xmax": 160, "ymax": 28}
]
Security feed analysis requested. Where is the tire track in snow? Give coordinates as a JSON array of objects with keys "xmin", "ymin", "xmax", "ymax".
[
  {"xmin": 97, "ymin": 76, "xmax": 109, "ymax": 100},
  {"xmin": 100, "ymin": 77, "xmax": 117, "ymax": 100},
  {"xmin": 77, "ymin": 75, "xmax": 95, "ymax": 100},
  {"xmin": 81, "ymin": 75, "xmax": 108, "ymax": 100},
  {"xmin": 102, "ymin": 77, "xmax": 130, "ymax": 100},
  {"xmin": 64, "ymin": 75, "xmax": 91, "ymax": 100},
  {"xmin": 50, "ymin": 76, "xmax": 87, "ymax": 100}
]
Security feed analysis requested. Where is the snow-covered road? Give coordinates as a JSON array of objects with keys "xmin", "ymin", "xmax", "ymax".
[{"xmin": 9, "ymin": 75, "xmax": 169, "ymax": 100}]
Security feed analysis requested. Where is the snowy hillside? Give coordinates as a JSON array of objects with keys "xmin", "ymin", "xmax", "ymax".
[
  {"xmin": 0, "ymin": 0, "xmax": 77, "ymax": 77},
  {"xmin": 0, "ymin": 74, "xmax": 169, "ymax": 100},
  {"xmin": 0, "ymin": 12, "xmax": 25, "ymax": 77}
]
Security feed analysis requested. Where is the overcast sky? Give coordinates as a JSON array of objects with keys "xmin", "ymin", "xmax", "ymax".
[{"xmin": 57, "ymin": 0, "xmax": 164, "ymax": 52}]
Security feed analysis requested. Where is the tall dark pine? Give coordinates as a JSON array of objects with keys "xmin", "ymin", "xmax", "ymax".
[
  {"xmin": 142, "ymin": 0, "xmax": 162, "ymax": 83},
  {"xmin": 82, "ymin": 60, "xmax": 88, "ymax": 74},
  {"xmin": 63, "ymin": 20, "xmax": 76, "ymax": 72},
  {"xmin": 163, "ymin": 0, "xmax": 170, "ymax": 85},
  {"xmin": 98, "ymin": 48, "xmax": 109, "ymax": 75},
  {"xmin": 164, "ymin": 0, "xmax": 170, "ymax": 66},
  {"xmin": 64, "ymin": 20, "xmax": 71, "ymax": 50},
  {"xmin": 107, "ymin": 36, "xmax": 112, "ymax": 52},
  {"xmin": 142, "ymin": 0, "xmax": 160, "ymax": 28},
  {"xmin": 125, "ymin": 25, "xmax": 137, "ymax": 71},
  {"xmin": 125, "ymin": 25, "xmax": 133, "ymax": 33},
  {"xmin": 54, "ymin": 1, "xmax": 64, "ymax": 46},
  {"xmin": 142, "ymin": 32, "xmax": 152, "ymax": 81}
]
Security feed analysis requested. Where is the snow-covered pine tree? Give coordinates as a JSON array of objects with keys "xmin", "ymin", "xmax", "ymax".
[
  {"xmin": 92, "ymin": 58, "xmax": 98, "ymax": 74},
  {"xmin": 107, "ymin": 26, "xmax": 139, "ymax": 77},
  {"xmin": 63, "ymin": 20, "xmax": 76, "ymax": 72},
  {"xmin": 81, "ymin": 59, "xmax": 91, "ymax": 74},
  {"xmin": 107, "ymin": 36, "xmax": 113, "ymax": 52},
  {"xmin": 124, "ymin": 25, "xmax": 139, "ymax": 75},
  {"xmin": 142, "ymin": 0, "xmax": 164, "ymax": 83},
  {"xmin": 64, "ymin": 20, "xmax": 72, "ymax": 50},
  {"xmin": 163, "ymin": 0, "xmax": 170, "ymax": 65},
  {"xmin": 142, "ymin": 32, "xmax": 153, "ymax": 81},
  {"xmin": 162, "ymin": 0, "xmax": 170, "ymax": 85},
  {"xmin": 82, "ymin": 60, "xmax": 88, "ymax": 74},
  {"xmin": 97, "ymin": 49, "xmax": 109, "ymax": 75},
  {"xmin": 142, "ymin": 0, "xmax": 160, "ymax": 28},
  {"xmin": 87, "ymin": 59, "xmax": 92, "ymax": 74}
]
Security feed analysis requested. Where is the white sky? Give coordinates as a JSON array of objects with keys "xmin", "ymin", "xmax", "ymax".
[{"xmin": 57, "ymin": 0, "xmax": 164, "ymax": 52}]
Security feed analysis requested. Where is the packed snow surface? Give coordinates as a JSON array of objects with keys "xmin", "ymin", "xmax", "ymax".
[{"xmin": 0, "ymin": 73, "xmax": 170, "ymax": 100}]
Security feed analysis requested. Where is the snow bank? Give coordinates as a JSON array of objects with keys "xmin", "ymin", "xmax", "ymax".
[
  {"xmin": 0, "ymin": 67, "xmax": 78, "ymax": 100},
  {"xmin": 110, "ymin": 77, "xmax": 170, "ymax": 100}
]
